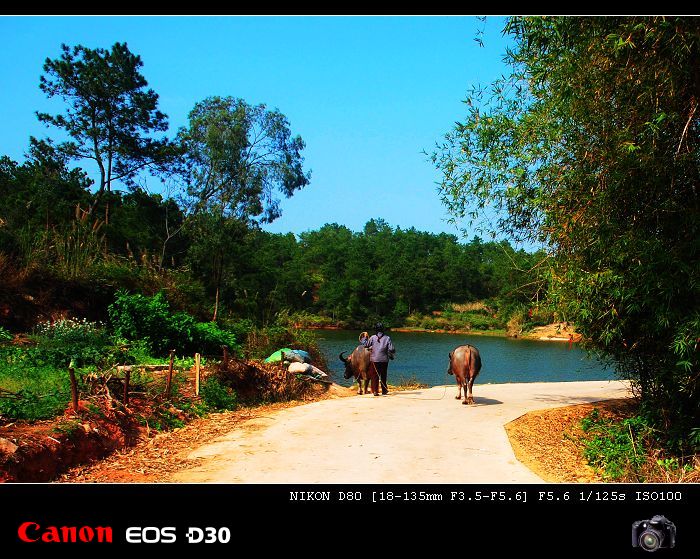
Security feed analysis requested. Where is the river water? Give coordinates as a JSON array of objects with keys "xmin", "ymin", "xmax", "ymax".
[{"xmin": 313, "ymin": 329, "xmax": 617, "ymax": 387}]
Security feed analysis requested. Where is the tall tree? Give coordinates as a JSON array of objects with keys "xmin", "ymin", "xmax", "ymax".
[
  {"xmin": 179, "ymin": 96, "xmax": 311, "ymax": 320},
  {"xmin": 433, "ymin": 17, "xmax": 700, "ymax": 449},
  {"xmin": 37, "ymin": 42, "xmax": 175, "ymax": 222},
  {"xmin": 0, "ymin": 139, "xmax": 92, "ymax": 257}
]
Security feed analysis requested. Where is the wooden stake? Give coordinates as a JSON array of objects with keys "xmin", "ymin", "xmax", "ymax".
[
  {"xmin": 195, "ymin": 353, "xmax": 201, "ymax": 396},
  {"xmin": 222, "ymin": 345, "xmax": 229, "ymax": 368},
  {"xmin": 123, "ymin": 370, "xmax": 131, "ymax": 405},
  {"xmin": 68, "ymin": 366, "xmax": 79, "ymax": 412},
  {"xmin": 166, "ymin": 349, "xmax": 175, "ymax": 398}
]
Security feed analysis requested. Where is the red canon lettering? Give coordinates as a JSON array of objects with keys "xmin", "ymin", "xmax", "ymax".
[
  {"xmin": 17, "ymin": 522, "xmax": 112, "ymax": 543},
  {"xmin": 18, "ymin": 522, "xmax": 40, "ymax": 543}
]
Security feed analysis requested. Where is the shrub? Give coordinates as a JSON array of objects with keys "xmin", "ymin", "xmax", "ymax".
[
  {"xmin": 0, "ymin": 339, "xmax": 94, "ymax": 420},
  {"xmin": 211, "ymin": 360, "xmax": 313, "ymax": 404},
  {"xmin": 580, "ymin": 409, "xmax": 654, "ymax": 481},
  {"xmin": 460, "ymin": 312, "xmax": 501, "ymax": 330},
  {"xmin": 419, "ymin": 318, "xmax": 441, "ymax": 330},
  {"xmin": 108, "ymin": 290, "xmax": 240, "ymax": 356},
  {"xmin": 219, "ymin": 318, "xmax": 254, "ymax": 346},
  {"xmin": 192, "ymin": 321, "xmax": 238, "ymax": 355},
  {"xmin": 31, "ymin": 318, "xmax": 114, "ymax": 368},
  {"xmin": 200, "ymin": 377, "xmax": 238, "ymax": 411},
  {"xmin": 0, "ymin": 326, "xmax": 12, "ymax": 343},
  {"xmin": 0, "ymin": 387, "xmax": 68, "ymax": 421},
  {"xmin": 404, "ymin": 313, "xmax": 422, "ymax": 328},
  {"xmin": 506, "ymin": 311, "xmax": 526, "ymax": 337},
  {"xmin": 452, "ymin": 301, "xmax": 490, "ymax": 313},
  {"xmin": 108, "ymin": 290, "xmax": 175, "ymax": 354}
]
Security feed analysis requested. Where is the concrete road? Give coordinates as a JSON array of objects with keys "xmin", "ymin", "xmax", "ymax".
[{"xmin": 173, "ymin": 380, "xmax": 629, "ymax": 484}]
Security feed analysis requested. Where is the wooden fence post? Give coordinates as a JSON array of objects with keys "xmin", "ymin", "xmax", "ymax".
[
  {"xmin": 166, "ymin": 349, "xmax": 175, "ymax": 397},
  {"xmin": 68, "ymin": 366, "xmax": 79, "ymax": 412},
  {"xmin": 123, "ymin": 370, "xmax": 131, "ymax": 405},
  {"xmin": 195, "ymin": 353, "xmax": 201, "ymax": 396}
]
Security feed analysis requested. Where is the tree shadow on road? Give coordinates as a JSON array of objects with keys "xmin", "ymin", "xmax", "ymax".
[
  {"xmin": 390, "ymin": 392, "xmax": 503, "ymax": 405},
  {"xmin": 469, "ymin": 397, "xmax": 503, "ymax": 406}
]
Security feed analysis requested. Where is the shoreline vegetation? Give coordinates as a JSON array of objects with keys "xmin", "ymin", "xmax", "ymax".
[
  {"xmin": 284, "ymin": 301, "xmax": 581, "ymax": 343},
  {"xmin": 308, "ymin": 324, "xmax": 580, "ymax": 342}
]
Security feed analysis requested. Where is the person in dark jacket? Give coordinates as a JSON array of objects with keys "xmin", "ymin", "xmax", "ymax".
[{"xmin": 362, "ymin": 322, "xmax": 395, "ymax": 396}]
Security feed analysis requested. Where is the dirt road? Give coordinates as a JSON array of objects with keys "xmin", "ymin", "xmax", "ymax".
[{"xmin": 172, "ymin": 380, "xmax": 628, "ymax": 483}]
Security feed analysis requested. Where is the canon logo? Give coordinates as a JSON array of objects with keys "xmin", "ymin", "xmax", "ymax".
[{"xmin": 17, "ymin": 522, "xmax": 113, "ymax": 543}]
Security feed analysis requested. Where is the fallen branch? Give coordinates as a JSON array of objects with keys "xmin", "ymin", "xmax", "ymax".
[
  {"xmin": 300, "ymin": 375, "xmax": 333, "ymax": 385},
  {"xmin": 676, "ymin": 99, "xmax": 697, "ymax": 156},
  {"xmin": 117, "ymin": 365, "xmax": 171, "ymax": 373}
]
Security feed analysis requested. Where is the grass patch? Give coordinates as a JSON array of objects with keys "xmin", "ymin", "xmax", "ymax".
[
  {"xmin": 389, "ymin": 375, "xmax": 429, "ymax": 391},
  {"xmin": 579, "ymin": 408, "xmax": 698, "ymax": 482},
  {"xmin": 580, "ymin": 409, "xmax": 652, "ymax": 481},
  {"xmin": 200, "ymin": 377, "xmax": 238, "ymax": 411},
  {"xmin": 403, "ymin": 310, "xmax": 504, "ymax": 332},
  {"xmin": 0, "ymin": 347, "xmax": 71, "ymax": 420}
]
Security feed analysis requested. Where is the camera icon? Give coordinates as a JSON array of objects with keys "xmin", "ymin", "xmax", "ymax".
[{"xmin": 632, "ymin": 515, "xmax": 676, "ymax": 552}]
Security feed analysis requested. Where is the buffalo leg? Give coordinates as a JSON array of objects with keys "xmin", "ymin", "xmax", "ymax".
[
  {"xmin": 363, "ymin": 376, "xmax": 371, "ymax": 395},
  {"xmin": 455, "ymin": 379, "xmax": 462, "ymax": 400},
  {"xmin": 357, "ymin": 377, "xmax": 364, "ymax": 395},
  {"xmin": 466, "ymin": 375, "xmax": 475, "ymax": 405}
]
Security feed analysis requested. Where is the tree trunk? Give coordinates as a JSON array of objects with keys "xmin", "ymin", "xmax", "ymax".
[
  {"xmin": 213, "ymin": 283, "xmax": 220, "ymax": 322},
  {"xmin": 212, "ymin": 251, "xmax": 223, "ymax": 322}
]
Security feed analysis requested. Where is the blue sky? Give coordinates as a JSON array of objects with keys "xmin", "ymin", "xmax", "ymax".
[{"xmin": 0, "ymin": 16, "xmax": 513, "ymax": 240}]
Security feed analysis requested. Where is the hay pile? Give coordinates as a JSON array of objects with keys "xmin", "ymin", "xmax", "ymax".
[{"xmin": 210, "ymin": 359, "xmax": 321, "ymax": 403}]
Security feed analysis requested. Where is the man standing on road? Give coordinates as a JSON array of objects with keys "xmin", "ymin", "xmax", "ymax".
[{"xmin": 363, "ymin": 322, "xmax": 395, "ymax": 396}]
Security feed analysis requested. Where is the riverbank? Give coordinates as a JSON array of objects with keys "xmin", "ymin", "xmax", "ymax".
[
  {"xmin": 391, "ymin": 326, "xmax": 506, "ymax": 336},
  {"xmin": 310, "ymin": 322, "xmax": 582, "ymax": 343}
]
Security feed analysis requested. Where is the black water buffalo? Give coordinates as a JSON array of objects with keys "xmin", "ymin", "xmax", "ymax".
[
  {"xmin": 447, "ymin": 344, "xmax": 482, "ymax": 405},
  {"xmin": 339, "ymin": 345, "xmax": 375, "ymax": 395}
]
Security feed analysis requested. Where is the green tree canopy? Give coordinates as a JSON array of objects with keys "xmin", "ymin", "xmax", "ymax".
[
  {"xmin": 433, "ymin": 17, "xmax": 700, "ymax": 449},
  {"xmin": 0, "ymin": 139, "xmax": 92, "ymax": 257},
  {"xmin": 37, "ymin": 42, "xmax": 176, "ymax": 219},
  {"xmin": 178, "ymin": 96, "xmax": 311, "ymax": 223},
  {"xmin": 178, "ymin": 96, "xmax": 311, "ymax": 320}
]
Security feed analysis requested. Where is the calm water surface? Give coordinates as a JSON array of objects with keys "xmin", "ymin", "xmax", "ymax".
[{"xmin": 314, "ymin": 329, "xmax": 617, "ymax": 387}]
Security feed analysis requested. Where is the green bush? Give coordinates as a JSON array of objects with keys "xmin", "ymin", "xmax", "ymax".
[
  {"xmin": 0, "ymin": 389, "xmax": 68, "ymax": 421},
  {"xmin": 109, "ymin": 290, "xmax": 175, "ymax": 354},
  {"xmin": 200, "ymin": 377, "xmax": 238, "ymax": 411},
  {"xmin": 0, "ymin": 326, "xmax": 12, "ymax": 343},
  {"xmin": 220, "ymin": 318, "xmax": 254, "ymax": 346},
  {"xmin": 108, "ymin": 290, "xmax": 240, "ymax": 356},
  {"xmin": 0, "ymin": 347, "xmax": 70, "ymax": 420},
  {"xmin": 580, "ymin": 409, "xmax": 654, "ymax": 481},
  {"xmin": 404, "ymin": 313, "xmax": 422, "ymax": 328},
  {"xmin": 31, "ymin": 318, "xmax": 114, "ymax": 368},
  {"xmin": 193, "ymin": 321, "xmax": 238, "ymax": 355},
  {"xmin": 460, "ymin": 312, "xmax": 501, "ymax": 330},
  {"xmin": 419, "ymin": 318, "xmax": 441, "ymax": 330}
]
